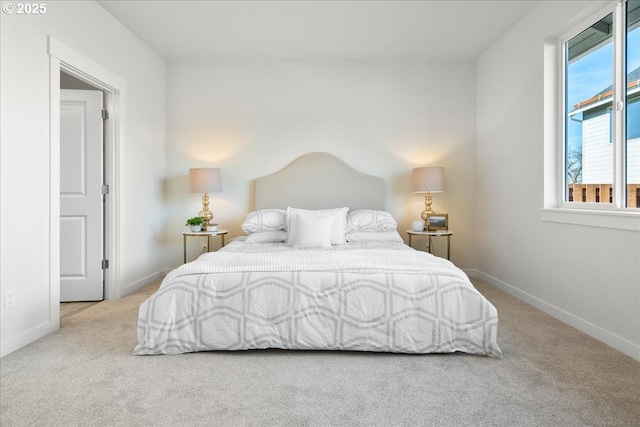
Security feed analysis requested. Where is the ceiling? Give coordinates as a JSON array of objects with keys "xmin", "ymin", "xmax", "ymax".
[{"xmin": 98, "ymin": 0, "xmax": 539, "ymax": 61}]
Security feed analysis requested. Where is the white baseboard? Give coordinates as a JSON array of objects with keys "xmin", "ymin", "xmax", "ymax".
[
  {"xmin": 463, "ymin": 268, "xmax": 479, "ymax": 278},
  {"xmin": 1, "ymin": 320, "xmax": 58, "ymax": 358},
  {"xmin": 476, "ymin": 271, "xmax": 640, "ymax": 362},
  {"xmin": 120, "ymin": 269, "xmax": 170, "ymax": 297},
  {"xmin": 2, "ymin": 268, "xmax": 171, "ymax": 358}
]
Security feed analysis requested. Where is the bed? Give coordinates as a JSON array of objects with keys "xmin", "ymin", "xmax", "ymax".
[{"xmin": 133, "ymin": 153, "xmax": 502, "ymax": 357}]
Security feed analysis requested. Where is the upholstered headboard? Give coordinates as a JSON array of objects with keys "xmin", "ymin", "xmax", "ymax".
[{"xmin": 254, "ymin": 152, "xmax": 386, "ymax": 211}]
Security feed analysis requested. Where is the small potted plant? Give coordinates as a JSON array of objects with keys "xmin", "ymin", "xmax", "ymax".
[{"xmin": 185, "ymin": 216, "xmax": 203, "ymax": 232}]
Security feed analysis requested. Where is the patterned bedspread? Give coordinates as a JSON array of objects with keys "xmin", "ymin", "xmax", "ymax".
[{"xmin": 133, "ymin": 240, "xmax": 502, "ymax": 357}]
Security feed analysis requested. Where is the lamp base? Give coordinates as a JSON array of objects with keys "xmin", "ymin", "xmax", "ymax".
[
  {"xmin": 420, "ymin": 192, "xmax": 435, "ymax": 221},
  {"xmin": 199, "ymin": 210, "xmax": 213, "ymax": 225},
  {"xmin": 199, "ymin": 192, "xmax": 214, "ymax": 225}
]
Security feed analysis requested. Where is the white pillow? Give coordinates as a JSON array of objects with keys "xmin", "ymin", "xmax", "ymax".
[
  {"xmin": 346, "ymin": 210, "xmax": 398, "ymax": 233},
  {"xmin": 346, "ymin": 230, "xmax": 404, "ymax": 243},
  {"xmin": 291, "ymin": 215, "xmax": 333, "ymax": 248},
  {"xmin": 242, "ymin": 209, "xmax": 286, "ymax": 234},
  {"xmin": 246, "ymin": 230, "xmax": 288, "ymax": 243},
  {"xmin": 286, "ymin": 207, "xmax": 348, "ymax": 246}
]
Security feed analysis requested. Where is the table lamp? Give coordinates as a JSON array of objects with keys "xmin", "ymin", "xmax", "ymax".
[
  {"xmin": 412, "ymin": 166, "xmax": 444, "ymax": 222},
  {"xmin": 189, "ymin": 168, "xmax": 222, "ymax": 226}
]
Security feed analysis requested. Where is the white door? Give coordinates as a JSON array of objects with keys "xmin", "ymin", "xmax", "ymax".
[{"xmin": 60, "ymin": 89, "xmax": 104, "ymax": 302}]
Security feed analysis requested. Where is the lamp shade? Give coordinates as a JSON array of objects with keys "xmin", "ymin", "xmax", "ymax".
[
  {"xmin": 189, "ymin": 168, "xmax": 222, "ymax": 193},
  {"xmin": 412, "ymin": 167, "xmax": 444, "ymax": 193}
]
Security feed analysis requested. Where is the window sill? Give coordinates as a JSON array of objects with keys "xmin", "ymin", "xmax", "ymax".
[{"xmin": 540, "ymin": 208, "xmax": 640, "ymax": 231}]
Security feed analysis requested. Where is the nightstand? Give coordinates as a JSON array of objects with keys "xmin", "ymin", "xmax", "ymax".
[
  {"xmin": 407, "ymin": 230, "xmax": 453, "ymax": 260},
  {"xmin": 182, "ymin": 229, "xmax": 228, "ymax": 263}
]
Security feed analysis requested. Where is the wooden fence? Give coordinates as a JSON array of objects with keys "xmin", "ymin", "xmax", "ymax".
[{"xmin": 568, "ymin": 184, "xmax": 640, "ymax": 207}]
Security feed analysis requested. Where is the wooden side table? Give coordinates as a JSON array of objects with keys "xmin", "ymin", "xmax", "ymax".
[
  {"xmin": 182, "ymin": 229, "xmax": 228, "ymax": 263},
  {"xmin": 407, "ymin": 230, "xmax": 453, "ymax": 260}
]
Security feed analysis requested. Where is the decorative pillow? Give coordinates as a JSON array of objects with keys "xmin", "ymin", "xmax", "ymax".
[
  {"xmin": 346, "ymin": 231, "xmax": 404, "ymax": 243},
  {"xmin": 291, "ymin": 215, "xmax": 334, "ymax": 248},
  {"xmin": 286, "ymin": 207, "xmax": 348, "ymax": 246},
  {"xmin": 242, "ymin": 209, "xmax": 286, "ymax": 234},
  {"xmin": 346, "ymin": 210, "xmax": 398, "ymax": 233},
  {"xmin": 246, "ymin": 230, "xmax": 288, "ymax": 243}
]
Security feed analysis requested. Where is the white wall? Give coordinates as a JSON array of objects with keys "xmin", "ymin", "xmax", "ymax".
[
  {"xmin": 165, "ymin": 60, "xmax": 478, "ymax": 268},
  {"xmin": 0, "ymin": 1, "xmax": 166, "ymax": 356},
  {"xmin": 476, "ymin": 1, "xmax": 640, "ymax": 359}
]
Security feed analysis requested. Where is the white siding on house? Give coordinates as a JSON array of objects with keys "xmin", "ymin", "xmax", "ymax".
[
  {"xmin": 627, "ymin": 137, "xmax": 640, "ymax": 183},
  {"xmin": 582, "ymin": 112, "xmax": 612, "ymax": 184},
  {"xmin": 580, "ymin": 108, "xmax": 640, "ymax": 185}
]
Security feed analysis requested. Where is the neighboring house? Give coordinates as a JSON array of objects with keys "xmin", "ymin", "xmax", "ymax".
[{"xmin": 568, "ymin": 67, "xmax": 640, "ymax": 206}]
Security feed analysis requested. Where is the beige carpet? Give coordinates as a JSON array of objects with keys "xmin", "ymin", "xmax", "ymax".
[{"xmin": 1, "ymin": 279, "xmax": 638, "ymax": 427}]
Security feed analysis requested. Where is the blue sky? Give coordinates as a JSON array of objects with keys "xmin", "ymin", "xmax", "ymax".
[{"xmin": 566, "ymin": 26, "xmax": 640, "ymax": 153}]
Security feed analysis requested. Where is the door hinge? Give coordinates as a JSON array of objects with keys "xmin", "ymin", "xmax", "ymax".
[
  {"xmin": 102, "ymin": 259, "xmax": 109, "ymax": 270},
  {"xmin": 101, "ymin": 109, "xmax": 109, "ymax": 120},
  {"xmin": 102, "ymin": 184, "xmax": 109, "ymax": 195}
]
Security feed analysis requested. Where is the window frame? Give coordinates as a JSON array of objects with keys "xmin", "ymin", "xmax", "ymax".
[
  {"xmin": 558, "ymin": 1, "xmax": 630, "ymax": 211},
  {"xmin": 542, "ymin": 2, "xmax": 639, "ymax": 231}
]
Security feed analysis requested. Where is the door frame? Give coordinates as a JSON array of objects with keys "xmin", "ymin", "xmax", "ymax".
[{"xmin": 48, "ymin": 36, "xmax": 127, "ymax": 317}]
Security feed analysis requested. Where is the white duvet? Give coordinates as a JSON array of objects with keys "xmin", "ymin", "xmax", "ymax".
[{"xmin": 133, "ymin": 240, "xmax": 502, "ymax": 357}]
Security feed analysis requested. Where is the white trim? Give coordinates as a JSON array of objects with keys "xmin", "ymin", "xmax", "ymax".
[
  {"xmin": 121, "ymin": 269, "xmax": 170, "ymax": 296},
  {"xmin": 463, "ymin": 268, "xmax": 479, "ymax": 278},
  {"xmin": 612, "ymin": 2, "xmax": 626, "ymax": 208},
  {"xmin": 0, "ymin": 321, "xmax": 59, "ymax": 357},
  {"xmin": 476, "ymin": 270, "xmax": 640, "ymax": 362},
  {"xmin": 48, "ymin": 37, "xmax": 127, "ymax": 93},
  {"xmin": 544, "ymin": 38, "xmax": 561, "ymax": 209},
  {"xmin": 49, "ymin": 55, "xmax": 61, "ymax": 331},
  {"xmin": 47, "ymin": 36, "xmax": 126, "ymax": 309},
  {"xmin": 541, "ymin": 207, "xmax": 640, "ymax": 230},
  {"xmin": 101, "ymin": 90, "xmax": 125, "ymax": 300}
]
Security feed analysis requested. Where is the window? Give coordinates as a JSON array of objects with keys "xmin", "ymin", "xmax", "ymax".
[{"xmin": 562, "ymin": 0, "xmax": 640, "ymax": 209}]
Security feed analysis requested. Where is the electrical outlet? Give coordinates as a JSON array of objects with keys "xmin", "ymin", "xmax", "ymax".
[
  {"xmin": 5, "ymin": 289, "xmax": 16, "ymax": 308},
  {"xmin": 503, "ymin": 252, "xmax": 509, "ymax": 265}
]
